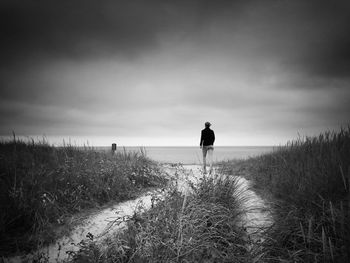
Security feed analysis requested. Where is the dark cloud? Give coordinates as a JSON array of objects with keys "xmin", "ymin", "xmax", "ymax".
[
  {"xmin": 308, "ymin": 34, "xmax": 350, "ymax": 78},
  {"xmin": 0, "ymin": 0, "xmax": 349, "ymax": 144},
  {"xmin": 276, "ymin": 1, "xmax": 350, "ymax": 78},
  {"xmin": 1, "ymin": 0, "xmax": 349, "ymax": 77},
  {"xmin": 0, "ymin": 0, "xmax": 160, "ymax": 62},
  {"xmin": 0, "ymin": 0, "xmax": 245, "ymax": 64}
]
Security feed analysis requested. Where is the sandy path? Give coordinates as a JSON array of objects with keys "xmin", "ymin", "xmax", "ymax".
[
  {"xmin": 5, "ymin": 190, "xmax": 166, "ymax": 263},
  {"xmin": 179, "ymin": 165, "xmax": 273, "ymax": 255},
  {"xmin": 4, "ymin": 164, "xmax": 272, "ymax": 262},
  {"xmin": 42, "ymin": 190, "xmax": 164, "ymax": 261},
  {"xmin": 233, "ymin": 175, "xmax": 273, "ymax": 255}
]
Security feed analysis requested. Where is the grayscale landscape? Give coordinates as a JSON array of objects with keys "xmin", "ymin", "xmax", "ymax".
[{"xmin": 1, "ymin": 0, "xmax": 349, "ymax": 262}]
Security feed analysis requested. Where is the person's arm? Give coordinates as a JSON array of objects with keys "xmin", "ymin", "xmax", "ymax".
[
  {"xmin": 200, "ymin": 130, "xmax": 203, "ymax": 147},
  {"xmin": 213, "ymin": 131, "xmax": 215, "ymax": 144}
]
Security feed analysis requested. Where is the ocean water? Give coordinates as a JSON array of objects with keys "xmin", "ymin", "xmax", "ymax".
[{"xmin": 108, "ymin": 146, "xmax": 274, "ymax": 164}]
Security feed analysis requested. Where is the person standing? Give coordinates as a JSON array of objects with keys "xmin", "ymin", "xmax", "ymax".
[{"xmin": 200, "ymin": 121, "xmax": 215, "ymax": 174}]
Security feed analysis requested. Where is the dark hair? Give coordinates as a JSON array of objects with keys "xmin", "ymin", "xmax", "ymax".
[{"xmin": 205, "ymin": 122, "xmax": 211, "ymax": 127}]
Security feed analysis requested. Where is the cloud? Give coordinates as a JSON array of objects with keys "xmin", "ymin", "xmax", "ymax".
[
  {"xmin": 1, "ymin": 0, "xmax": 349, "ymax": 77},
  {"xmin": 0, "ymin": 0, "xmax": 349, "ymax": 145},
  {"xmin": 257, "ymin": 0, "xmax": 350, "ymax": 79},
  {"xmin": 0, "ymin": 0, "xmax": 246, "ymax": 64},
  {"xmin": 1, "ymin": 0, "xmax": 159, "ymax": 62}
]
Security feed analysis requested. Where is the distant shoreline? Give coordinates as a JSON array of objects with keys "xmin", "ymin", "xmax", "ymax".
[{"xmin": 68, "ymin": 145, "xmax": 276, "ymax": 148}]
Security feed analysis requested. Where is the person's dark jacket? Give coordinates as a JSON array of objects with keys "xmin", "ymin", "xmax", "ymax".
[{"xmin": 200, "ymin": 127, "xmax": 215, "ymax": 146}]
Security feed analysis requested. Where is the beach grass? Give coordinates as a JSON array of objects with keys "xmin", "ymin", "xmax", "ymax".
[
  {"xmin": 0, "ymin": 137, "xmax": 166, "ymax": 256},
  {"xmin": 219, "ymin": 127, "xmax": 350, "ymax": 262},
  {"xmin": 68, "ymin": 166, "xmax": 249, "ymax": 262},
  {"xmin": 4, "ymin": 127, "xmax": 349, "ymax": 262}
]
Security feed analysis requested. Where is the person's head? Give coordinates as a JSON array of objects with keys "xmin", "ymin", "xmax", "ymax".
[{"xmin": 205, "ymin": 121, "xmax": 211, "ymax": 128}]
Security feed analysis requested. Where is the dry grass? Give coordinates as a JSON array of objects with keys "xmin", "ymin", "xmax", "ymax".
[
  {"xmin": 0, "ymin": 137, "xmax": 166, "ymax": 256},
  {"xmin": 219, "ymin": 127, "xmax": 350, "ymax": 262},
  {"xmin": 69, "ymin": 166, "xmax": 250, "ymax": 262}
]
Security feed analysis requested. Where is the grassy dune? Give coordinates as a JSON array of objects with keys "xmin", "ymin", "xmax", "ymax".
[
  {"xmin": 3, "ymin": 128, "xmax": 348, "ymax": 262},
  {"xmin": 69, "ymin": 167, "xmax": 249, "ymax": 263},
  {"xmin": 219, "ymin": 128, "xmax": 350, "ymax": 262},
  {"xmin": 68, "ymin": 128, "xmax": 350, "ymax": 262},
  {"xmin": 0, "ymin": 139, "xmax": 166, "ymax": 256}
]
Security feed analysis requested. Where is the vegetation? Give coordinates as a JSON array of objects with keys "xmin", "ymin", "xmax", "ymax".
[
  {"xmin": 0, "ymin": 138, "xmax": 166, "ymax": 256},
  {"xmin": 219, "ymin": 127, "xmax": 350, "ymax": 262},
  {"xmin": 69, "ymin": 166, "xmax": 249, "ymax": 262},
  {"xmin": 4, "ymin": 127, "xmax": 349, "ymax": 262}
]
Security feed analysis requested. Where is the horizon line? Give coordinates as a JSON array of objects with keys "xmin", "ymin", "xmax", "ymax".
[{"xmin": 68, "ymin": 145, "xmax": 277, "ymax": 148}]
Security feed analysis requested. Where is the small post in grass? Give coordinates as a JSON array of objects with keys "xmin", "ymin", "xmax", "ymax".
[{"xmin": 112, "ymin": 143, "xmax": 117, "ymax": 155}]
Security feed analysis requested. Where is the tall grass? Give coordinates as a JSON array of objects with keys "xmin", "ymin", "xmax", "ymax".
[
  {"xmin": 69, "ymin": 167, "xmax": 249, "ymax": 262},
  {"xmin": 0, "ymin": 138, "xmax": 166, "ymax": 256},
  {"xmin": 219, "ymin": 127, "xmax": 350, "ymax": 262}
]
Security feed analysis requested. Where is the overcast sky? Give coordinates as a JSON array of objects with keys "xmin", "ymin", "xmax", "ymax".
[{"xmin": 0, "ymin": 0, "xmax": 349, "ymax": 146}]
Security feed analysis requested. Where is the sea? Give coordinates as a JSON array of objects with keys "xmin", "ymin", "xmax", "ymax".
[{"xmin": 97, "ymin": 146, "xmax": 275, "ymax": 164}]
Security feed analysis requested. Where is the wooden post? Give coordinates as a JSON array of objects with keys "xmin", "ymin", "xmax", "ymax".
[{"xmin": 112, "ymin": 143, "xmax": 117, "ymax": 155}]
